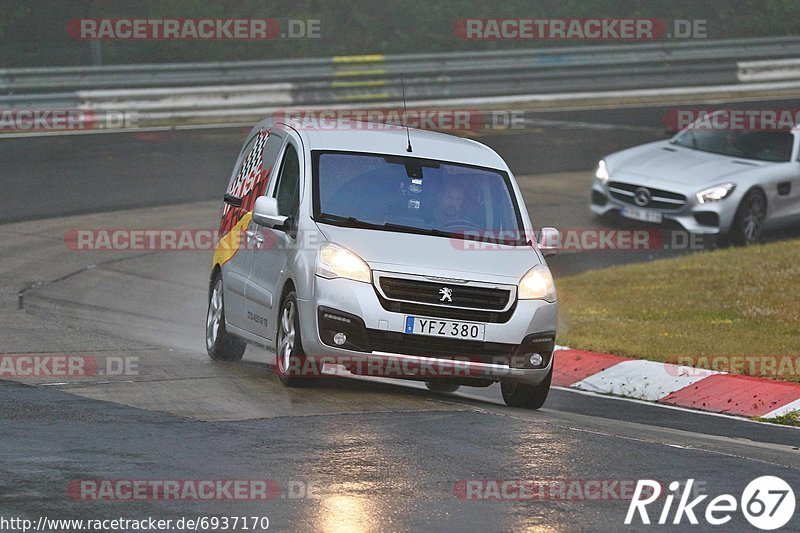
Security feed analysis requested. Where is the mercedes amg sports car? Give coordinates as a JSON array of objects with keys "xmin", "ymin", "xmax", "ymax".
[{"xmin": 591, "ymin": 122, "xmax": 800, "ymax": 244}]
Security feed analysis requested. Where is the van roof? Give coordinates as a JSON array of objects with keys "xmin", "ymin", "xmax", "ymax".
[{"xmin": 252, "ymin": 117, "xmax": 509, "ymax": 170}]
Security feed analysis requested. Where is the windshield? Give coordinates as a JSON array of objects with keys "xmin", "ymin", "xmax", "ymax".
[
  {"xmin": 312, "ymin": 151, "xmax": 525, "ymax": 243},
  {"xmin": 671, "ymin": 129, "xmax": 794, "ymax": 162}
]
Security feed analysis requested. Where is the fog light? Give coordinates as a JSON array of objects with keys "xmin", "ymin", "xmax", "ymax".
[
  {"xmin": 333, "ymin": 332, "xmax": 347, "ymax": 346},
  {"xmin": 529, "ymin": 353, "xmax": 543, "ymax": 367}
]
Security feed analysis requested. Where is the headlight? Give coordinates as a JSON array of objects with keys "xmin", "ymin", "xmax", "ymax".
[
  {"xmin": 696, "ymin": 183, "xmax": 736, "ymax": 204},
  {"xmin": 518, "ymin": 264, "xmax": 556, "ymax": 302},
  {"xmin": 594, "ymin": 160, "xmax": 609, "ymax": 184},
  {"xmin": 316, "ymin": 243, "xmax": 371, "ymax": 283}
]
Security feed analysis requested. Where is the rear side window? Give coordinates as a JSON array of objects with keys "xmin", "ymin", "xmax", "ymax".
[
  {"xmin": 227, "ymin": 132, "xmax": 268, "ymax": 199},
  {"xmin": 261, "ymin": 131, "xmax": 285, "ymax": 180},
  {"xmin": 274, "ymin": 143, "xmax": 300, "ymax": 217},
  {"xmin": 219, "ymin": 131, "xmax": 274, "ymax": 234}
]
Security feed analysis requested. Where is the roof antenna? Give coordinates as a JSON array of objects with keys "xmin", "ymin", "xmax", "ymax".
[{"xmin": 400, "ymin": 73, "xmax": 413, "ymax": 152}]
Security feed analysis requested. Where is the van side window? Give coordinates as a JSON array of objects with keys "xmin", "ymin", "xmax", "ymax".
[
  {"xmin": 226, "ymin": 135, "xmax": 259, "ymax": 198},
  {"xmin": 261, "ymin": 131, "xmax": 285, "ymax": 183},
  {"xmin": 220, "ymin": 132, "xmax": 269, "ymax": 233},
  {"xmin": 274, "ymin": 143, "xmax": 300, "ymax": 217}
]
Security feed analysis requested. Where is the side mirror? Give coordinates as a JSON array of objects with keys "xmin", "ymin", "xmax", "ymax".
[
  {"xmin": 537, "ymin": 227, "xmax": 560, "ymax": 257},
  {"xmin": 224, "ymin": 193, "xmax": 243, "ymax": 207},
  {"xmin": 252, "ymin": 196, "xmax": 288, "ymax": 229}
]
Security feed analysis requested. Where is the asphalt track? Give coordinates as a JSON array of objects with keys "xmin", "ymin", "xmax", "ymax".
[
  {"xmin": 1, "ymin": 99, "xmax": 799, "ymax": 531},
  {"xmin": 5, "ymin": 98, "xmax": 800, "ymax": 224}
]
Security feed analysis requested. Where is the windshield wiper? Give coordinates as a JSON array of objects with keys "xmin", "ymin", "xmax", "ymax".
[
  {"xmin": 316, "ymin": 215, "xmax": 525, "ymax": 244},
  {"xmin": 317, "ymin": 215, "xmax": 451, "ymax": 238},
  {"xmin": 381, "ymin": 222, "xmax": 448, "ymax": 237},
  {"xmin": 385, "ymin": 223, "xmax": 527, "ymax": 245},
  {"xmin": 316, "ymin": 213, "xmax": 382, "ymax": 229}
]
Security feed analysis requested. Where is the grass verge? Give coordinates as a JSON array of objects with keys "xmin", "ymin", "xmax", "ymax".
[
  {"xmin": 754, "ymin": 410, "xmax": 800, "ymax": 427},
  {"xmin": 556, "ymin": 239, "xmax": 800, "ymax": 382}
]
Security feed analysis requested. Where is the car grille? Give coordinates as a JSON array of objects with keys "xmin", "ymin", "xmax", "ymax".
[
  {"xmin": 378, "ymin": 276, "xmax": 511, "ymax": 311},
  {"xmin": 608, "ymin": 181, "xmax": 687, "ymax": 210},
  {"xmin": 366, "ymin": 329, "xmax": 516, "ymax": 364},
  {"xmin": 375, "ymin": 296, "xmax": 516, "ymax": 323}
]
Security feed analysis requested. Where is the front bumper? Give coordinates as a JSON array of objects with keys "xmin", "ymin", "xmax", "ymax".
[
  {"xmin": 296, "ymin": 275, "xmax": 557, "ymax": 384},
  {"xmin": 591, "ymin": 182, "xmax": 737, "ymax": 235}
]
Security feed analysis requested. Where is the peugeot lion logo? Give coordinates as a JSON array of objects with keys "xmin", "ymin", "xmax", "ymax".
[
  {"xmin": 634, "ymin": 187, "xmax": 652, "ymax": 207},
  {"xmin": 439, "ymin": 287, "xmax": 453, "ymax": 303}
]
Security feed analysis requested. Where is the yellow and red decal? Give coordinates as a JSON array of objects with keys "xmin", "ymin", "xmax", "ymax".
[{"xmin": 213, "ymin": 131, "xmax": 272, "ymax": 267}]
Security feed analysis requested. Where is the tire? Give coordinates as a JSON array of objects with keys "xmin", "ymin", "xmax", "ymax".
[
  {"xmin": 425, "ymin": 381, "xmax": 460, "ymax": 393},
  {"xmin": 206, "ymin": 273, "xmax": 246, "ymax": 362},
  {"xmin": 274, "ymin": 290, "xmax": 310, "ymax": 387},
  {"xmin": 729, "ymin": 189, "xmax": 767, "ymax": 246},
  {"xmin": 501, "ymin": 370, "xmax": 552, "ymax": 409}
]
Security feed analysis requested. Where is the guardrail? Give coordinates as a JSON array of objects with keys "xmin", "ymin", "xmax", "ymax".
[{"xmin": 1, "ymin": 35, "xmax": 800, "ymax": 126}]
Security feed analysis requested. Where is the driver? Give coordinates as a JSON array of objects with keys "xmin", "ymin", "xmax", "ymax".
[{"xmin": 432, "ymin": 177, "xmax": 468, "ymax": 226}]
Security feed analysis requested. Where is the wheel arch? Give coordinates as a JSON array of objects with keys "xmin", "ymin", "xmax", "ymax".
[
  {"xmin": 728, "ymin": 186, "xmax": 768, "ymax": 245},
  {"xmin": 209, "ymin": 264, "xmax": 222, "ymax": 299},
  {"xmin": 736, "ymin": 185, "xmax": 770, "ymax": 219},
  {"xmin": 280, "ymin": 278, "xmax": 296, "ymax": 301},
  {"xmin": 274, "ymin": 278, "xmax": 298, "ymax": 339}
]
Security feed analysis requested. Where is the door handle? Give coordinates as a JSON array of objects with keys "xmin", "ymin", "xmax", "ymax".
[{"xmin": 245, "ymin": 230, "xmax": 264, "ymax": 243}]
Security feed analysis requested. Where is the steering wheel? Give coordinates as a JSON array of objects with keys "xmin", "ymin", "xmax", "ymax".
[
  {"xmin": 442, "ymin": 219, "xmax": 482, "ymax": 231},
  {"xmin": 730, "ymin": 139, "xmax": 755, "ymax": 158}
]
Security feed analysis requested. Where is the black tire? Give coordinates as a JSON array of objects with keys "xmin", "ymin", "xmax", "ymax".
[
  {"xmin": 274, "ymin": 290, "xmax": 310, "ymax": 387},
  {"xmin": 501, "ymin": 370, "xmax": 552, "ymax": 409},
  {"xmin": 205, "ymin": 273, "xmax": 246, "ymax": 362},
  {"xmin": 729, "ymin": 189, "xmax": 767, "ymax": 246},
  {"xmin": 425, "ymin": 381, "xmax": 460, "ymax": 393}
]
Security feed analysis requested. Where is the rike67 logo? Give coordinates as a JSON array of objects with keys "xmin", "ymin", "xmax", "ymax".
[{"xmin": 626, "ymin": 477, "xmax": 795, "ymax": 529}]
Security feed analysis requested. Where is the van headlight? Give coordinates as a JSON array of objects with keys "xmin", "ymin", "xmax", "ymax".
[
  {"xmin": 696, "ymin": 183, "xmax": 735, "ymax": 204},
  {"xmin": 518, "ymin": 265, "xmax": 556, "ymax": 302},
  {"xmin": 594, "ymin": 160, "xmax": 610, "ymax": 184},
  {"xmin": 316, "ymin": 243, "xmax": 371, "ymax": 283}
]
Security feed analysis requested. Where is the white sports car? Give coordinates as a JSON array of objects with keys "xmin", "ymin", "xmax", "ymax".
[{"xmin": 590, "ymin": 124, "xmax": 800, "ymax": 244}]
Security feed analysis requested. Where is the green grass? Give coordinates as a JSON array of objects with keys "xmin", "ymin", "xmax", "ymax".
[
  {"xmin": 556, "ymin": 239, "xmax": 800, "ymax": 381},
  {"xmin": 754, "ymin": 410, "xmax": 800, "ymax": 427}
]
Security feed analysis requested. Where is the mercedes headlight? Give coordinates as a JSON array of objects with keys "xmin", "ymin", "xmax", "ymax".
[
  {"xmin": 696, "ymin": 183, "xmax": 735, "ymax": 204},
  {"xmin": 519, "ymin": 264, "xmax": 556, "ymax": 302},
  {"xmin": 316, "ymin": 243, "xmax": 371, "ymax": 283},
  {"xmin": 594, "ymin": 160, "xmax": 610, "ymax": 184}
]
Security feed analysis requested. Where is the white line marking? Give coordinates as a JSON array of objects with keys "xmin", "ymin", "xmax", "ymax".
[{"xmin": 762, "ymin": 398, "xmax": 800, "ymax": 419}]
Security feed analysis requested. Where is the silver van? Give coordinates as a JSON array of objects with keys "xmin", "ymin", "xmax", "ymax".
[{"xmin": 206, "ymin": 118, "xmax": 558, "ymax": 409}]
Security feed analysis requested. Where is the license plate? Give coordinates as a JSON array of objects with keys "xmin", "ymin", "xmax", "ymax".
[
  {"xmin": 621, "ymin": 206, "xmax": 662, "ymax": 223},
  {"xmin": 404, "ymin": 316, "xmax": 486, "ymax": 341}
]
